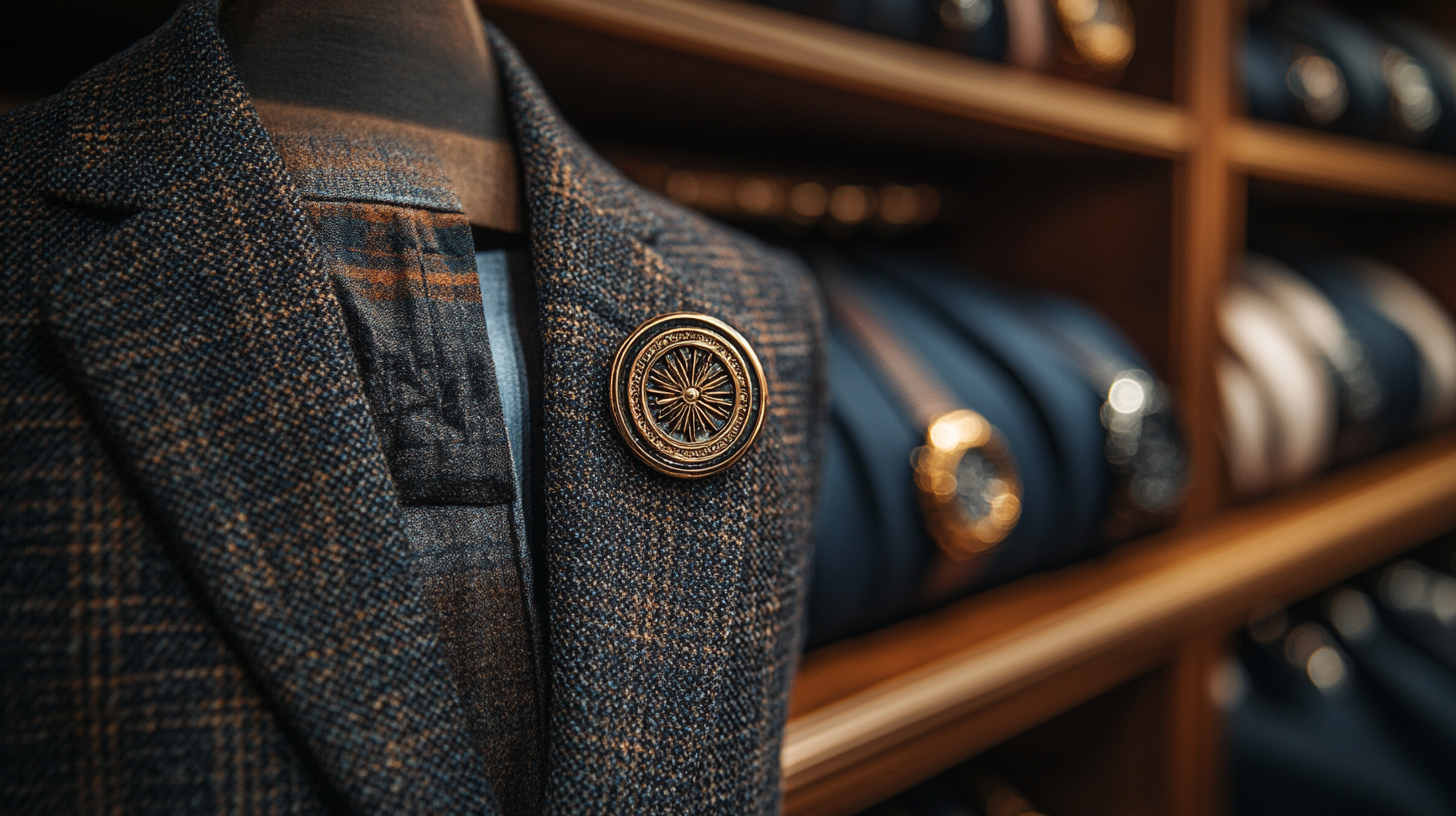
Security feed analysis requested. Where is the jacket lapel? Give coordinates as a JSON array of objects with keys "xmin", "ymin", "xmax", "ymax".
[
  {"xmin": 490, "ymin": 32, "xmax": 761, "ymax": 813},
  {"xmin": 38, "ymin": 3, "xmax": 498, "ymax": 812}
]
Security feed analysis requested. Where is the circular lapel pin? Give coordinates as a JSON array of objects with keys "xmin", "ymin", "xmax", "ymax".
[{"xmin": 610, "ymin": 312, "xmax": 768, "ymax": 478}]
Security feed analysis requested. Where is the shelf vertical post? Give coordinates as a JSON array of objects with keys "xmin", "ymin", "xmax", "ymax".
[
  {"xmin": 1169, "ymin": 0, "xmax": 1243, "ymax": 811},
  {"xmin": 1166, "ymin": 632, "xmax": 1228, "ymax": 816},
  {"xmin": 1173, "ymin": 0, "xmax": 1243, "ymax": 520}
]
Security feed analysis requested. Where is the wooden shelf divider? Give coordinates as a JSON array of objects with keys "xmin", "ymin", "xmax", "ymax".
[
  {"xmin": 783, "ymin": 433, "xmax": 1456, "ymax": 816},
  {"xmin": 485, "ymin": 0, "xmax": 1456, "ymax": 207},
  {"xmin": 1232, "ymin": 120, "xmax": 1456, "ymax": 207},
  {"xmin": 482, "ymin": 0, "xmax": 1191, "ymax": 157}
]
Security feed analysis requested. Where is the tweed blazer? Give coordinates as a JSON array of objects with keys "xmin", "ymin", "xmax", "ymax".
[{"xmin": 0, "ymin": 2, "xmax": 826, "ymax": 813}]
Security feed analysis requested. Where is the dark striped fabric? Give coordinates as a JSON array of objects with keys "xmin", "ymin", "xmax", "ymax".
[
  {"xmin": 306, "ymin": 197, "xmax": 515, "ymax": 505},
  {"xmin": 279, "ymin": 132, "xmax": 545, "ymax": 816},
  {"xmin": 0, "ymin": 1, "xmax": 826, "ymax": 814}
]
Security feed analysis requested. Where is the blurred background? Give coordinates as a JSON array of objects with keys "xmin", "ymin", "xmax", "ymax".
[{"xmin": 7, "ymin": 1, "xmax": 1456, "ymax": 814}]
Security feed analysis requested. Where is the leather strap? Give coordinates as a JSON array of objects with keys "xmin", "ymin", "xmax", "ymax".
[{"xmin": 823, "ymin": 276, "xmax": 963, "ymax": 431}]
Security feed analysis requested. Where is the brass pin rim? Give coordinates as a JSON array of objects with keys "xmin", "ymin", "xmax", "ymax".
[{"xmin": 610, "ymin": 312, "xmax": 768, "ymax": 479}]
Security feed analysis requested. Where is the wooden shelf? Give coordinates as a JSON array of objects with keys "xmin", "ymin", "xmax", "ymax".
[
  {"xmin": 483, "ymin": 0, "xmax": 1456, "ymax": 208},
  {"xmin": 478, "ymin": 1, "xmax": 1456, "ymax": 810},
  {"xmin": 1233, "ymin": 120, "xmax": 1456, "ymax": 207},
  {"xmin": 782, "ymin": 432, "xmax": 1456, "ymax": 816},
  {"xmin": 481, "ymin": 0, "xmax": 1191, "ymax": 158}
]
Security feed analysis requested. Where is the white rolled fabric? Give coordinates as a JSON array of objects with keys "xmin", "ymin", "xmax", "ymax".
[
  {"xmin": 1220, "ymin": 282, "xmax": 1337, "ymax": 489},
  {"xmin": 1218, "ymin": 351, "xmax": 1276, "ymax": 497},
  {"xmin": 1350, "ymin": 258, "xmax": 1456, "ymax": 431},
  {"xmin": 1245, "ymin": 254, "xmax": 1350, "ymax": 367}
]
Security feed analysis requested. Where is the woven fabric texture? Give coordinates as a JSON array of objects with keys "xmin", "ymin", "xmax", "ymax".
[
  {"xmin": 0, "ymin": 0, "xmax": 826, "ymax": 813},
  {"xmin": 286, "ymin": 138, "xmax": 545, "ymax": 816}
]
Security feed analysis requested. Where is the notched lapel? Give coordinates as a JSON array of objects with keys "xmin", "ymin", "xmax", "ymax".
[
  {"xmin": 38, "ymin": 2, "xmax": 498, "ymax": 813},
  {"xmin": 490, "ymin": 30, "xmax": 763, "ymax": 813}
]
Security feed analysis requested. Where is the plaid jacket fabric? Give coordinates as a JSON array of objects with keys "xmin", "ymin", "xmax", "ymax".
[
  {"xmin": 0, "ymin": 1, "xmax": 826, "ymax": 813},
  {"xmin": 280, "ymin": 134, "xmax": 547, "ymax": 814}
]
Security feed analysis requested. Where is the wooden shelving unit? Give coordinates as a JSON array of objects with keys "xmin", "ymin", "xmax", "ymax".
[
  {"xmin": 477, "ymin": 0, "xmax": 1456, "ymax": 813},
  {"xmin": 481, "ymin": 0, "xmax": 1191, "ymax": 157},
  {"xmin": 784, "ymin": 433, "xmax": 1456, "ymax": 815}
]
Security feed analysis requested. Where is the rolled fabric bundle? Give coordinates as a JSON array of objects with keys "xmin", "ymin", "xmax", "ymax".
[
  {"xmin": 1270, "ymin": 249, "xmax": 1424, "ymax": 451},
  {"xmin": 1325, "ymin": 585, "xmax": 1456, "ymax": 801},
  {"xmin": 1245, "ymin": 19, "xmax": 1300, "ymax": 124},
  {"xmin": 1244, "ymin": 253, "xmax": 1383, "ymax": 462},
  {"xmin": 838, "ymin": 260, "xmax": 1061, "ymax": 591},
  {"xmin": 1273, "ymin": 3, "xmax": 1444, "ymax": 145},
  {"xmin": 1219, "ymin": 351, "xmax": 1277, "ymax": 498},
  {"xmin": 808, "ymin": 250, "xmax": 1191, "ymax": 643},
  {"xmin": 1374, "ymin": 36, "xmax": 1444, "ymax": 146},
  {"xmin": 808, "ymin": 326, "xmax": 934, "ymax": 647},
  {"xmin": 808, "ymin": 416, "xmax": 878, "ymax": 645},
  {"xmin": 935, "ymin": 0, "xmax": 1010, "ymax": 61},
  {"xmin": 1244, "ymin": 15, "xmax": 1354, "ymax": 130},
  {"xmin": 1016, "ymin": 292, "xmax": 1188, "ymax": 541},
  {"xmin": 864, "ymin": 254, "xmax": 1109, "ymax": 563},
  {"xmin": 1226, "ymin": 614, "xmax": 1456, "ymax": 816},
  {"xmin": 807, "ymin": 252, "xmax": 1074, "ymax": 642},
  {"xmin": 1219, "ymin": 281, "xmax": 1338, "ymax": 489},
  {"xmin": 1274, "ymin": 3, "xmax": 1392, "ymax": 139},
  {"xmin": 1372, "ymin": 559, "xmax": 1456, "ymax": 677},
  {"xmin": 1378, "ymin": 16, "xmax": 1456, "ymax": 153},
  {"xmin": 1348, "ymin": 258, "xmax": 1456, "ymax": 433}
]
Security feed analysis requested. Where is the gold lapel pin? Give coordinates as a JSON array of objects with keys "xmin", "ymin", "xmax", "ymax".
[{"xmin": 610, "ymin": 312, "xmax": 768, "ymax": 478}]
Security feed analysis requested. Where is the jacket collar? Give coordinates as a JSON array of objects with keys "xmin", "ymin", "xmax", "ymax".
[
  {"xmin": 41, "ymin": 3, "xmax": 668, "ymax": 247},
  {"xmin": 39, "ymin": 2, "xmax": 499, "ymax": 812},
  {"xmin": 490, "ymin": 30, "xmax": 763, "ymax": 812},
  {"xmin": 41, "ymin": 0, "xmax": 746, "ymax": 809}
]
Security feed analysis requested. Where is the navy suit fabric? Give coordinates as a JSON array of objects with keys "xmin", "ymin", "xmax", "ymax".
[
  {"xmin": 0, "ymin": 1, "xmax": 826, "ymax": 813},
  {"xmin": 1230, "ymin": 634, "xmax": 1455, "ymax": 816},
  {"xmin": 809, "ymin": 327, "xmax": 930, "ymax": 646},
  {"xmin": 878, "ymin": 258, "xmax": 1109, "ymax": 567}
]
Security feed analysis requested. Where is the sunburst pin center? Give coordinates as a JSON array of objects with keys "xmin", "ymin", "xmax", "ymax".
[{"xmin": 645, "ymin": 346, "xmax": 735, "ymax": 442}]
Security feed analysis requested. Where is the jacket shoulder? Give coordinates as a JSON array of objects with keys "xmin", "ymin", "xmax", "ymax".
[{"xmin": 643, "ymin": 190, "xmax": 824, "ymax": 333}]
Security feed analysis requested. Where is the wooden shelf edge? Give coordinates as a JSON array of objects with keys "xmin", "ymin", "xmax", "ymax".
[
  {"xmin": 782, "ymin": 433, "xmax": 1456, "ymax": 795},
  {"xmin": 1232, "ymin": 120, "xmax": 1456, "ymax": 207},
  {"xmin": 479, "ymin": 0, "xmax": 1191, "ymax": 158},
  {"xmin": 785, "ymin": 641, "xmax": 1178, "ymax": 816}
]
